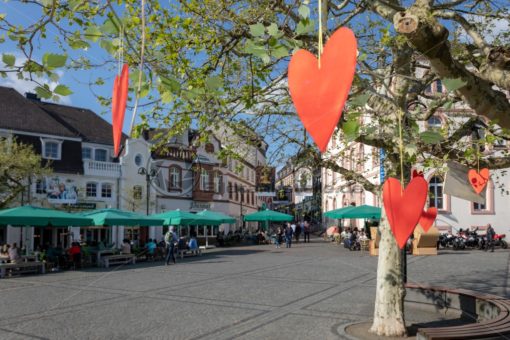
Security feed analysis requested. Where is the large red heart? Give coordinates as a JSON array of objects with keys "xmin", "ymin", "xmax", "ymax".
[
  {"xmin": 288, "ymin": 27, "xmax": 357, "ymax": 152},
  {"xmin": 468, "ymin": 168, "xmax": 489, "ymax": 194},
  {"xmin": 112, "ymin": 64, "xmax": 129, "ymax": 157},
  {"xmin": 383, "ymin": 177, "xmax": 428, "ymax": 249},
  {"xmin": 419, "ymin": 207, "xmax": 437, "ymax": 233}
]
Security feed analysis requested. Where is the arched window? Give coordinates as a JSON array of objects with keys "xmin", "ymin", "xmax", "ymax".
[
  {"xmin": 168, "ymin": 166, "xmax": 181, "ymax": 189},
  {"xmin": 427, "ymin": 116, "xmax": 442, "ymax": 129},
  {"xmin": 429, "ymin": 176, "xmax": 443, "ymax": 209}
]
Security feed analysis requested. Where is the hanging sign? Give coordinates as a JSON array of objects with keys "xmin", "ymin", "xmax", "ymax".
[
  {"xmin": 112, "ymin": 64, "xmax": 129, "ymax": 157},
  {"xmin": 468, "ymin": 168, "xmax": 489, "ymax": 194}
]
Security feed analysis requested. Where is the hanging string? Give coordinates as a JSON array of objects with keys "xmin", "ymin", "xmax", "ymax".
[
  {"xmin": 397, "ymin": 109, "xmax": 405, "ymax": 191},
  {"xmin": 318, "ymin": 0, "xmax": 323, "ymax": 69},
  {"xmin": 118, "ymin": 26, "xmax": 124, "ymax": 76},
  {"xmin": 128, "ymin": 0, "xmax": 146, "ymax": 137}
]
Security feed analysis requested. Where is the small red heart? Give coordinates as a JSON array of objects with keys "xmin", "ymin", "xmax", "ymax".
[
  {"xmin": 412, "ymin": 169, "xmax": 424, "ymax": 179},
  {"xmin": 419, "ymin": 207, "xmax": 437, "ymax": 233},
  {"xmin": 468, "ymin": 168, "xmax": 489, "ymax": 194},
  {"xmin": 288, "ymin": 27, "xmax": 357, "ymax": 152},
  {"xmin": 112, "ymin": 64, "xmax": 129, "ymax": 157},
  {"xmin": 383, "ymin": 177, "xmax": 428, "ymax": 249}
]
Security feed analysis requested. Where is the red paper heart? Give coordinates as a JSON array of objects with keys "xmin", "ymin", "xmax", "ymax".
[
  {"xmin": 468, "ymin": 168, "xmax": 489, "ymax": 194},
  {"xmin": 383, "ymin": 177, "xmax": 428, "ymax": 249},
  {"xmin": 288, "ymin": 27, "xmax": 357, "ymax": 152},
  {"xmin": 419, "ymin": 207, "xmax": 437, "ymax": 233},
  {"xmin": 412, "ymin": 169, "xmax": 424, "ymax": 179},
  {"xmin": 112, "ymin": 64, "xmax": 129, "ymax": 157}
]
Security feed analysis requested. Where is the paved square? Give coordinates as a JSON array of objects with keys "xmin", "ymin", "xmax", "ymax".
[{"xmin": 0, "ymin": 239, "xmax": 508, "ymax": 339}]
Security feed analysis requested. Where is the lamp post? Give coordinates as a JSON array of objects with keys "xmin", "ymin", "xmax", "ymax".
[
  {"xmin": 239, "ymin": 186, "xmax": 245, "ymax": 230},
  {"xmin": 138, "ymin": 167, "xmax": 157, "ymax": 215}
]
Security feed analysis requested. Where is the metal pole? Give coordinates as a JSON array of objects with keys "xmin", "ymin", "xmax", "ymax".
[{"xmin": 146, "ymin": 174, "xmax": 149, "ymax": 216}]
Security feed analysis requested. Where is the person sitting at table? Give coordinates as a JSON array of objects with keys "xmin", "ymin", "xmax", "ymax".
[
  {"xmin": 0, "ymin": 244, "xmax": 10, "ymax": 263},
  {"xmin": 8, "ymin": 243, "xmax": 19, "ymax": 263},
  {"xmin": 145, "ymin": 238, "xmax": 156, "ymax": 260},
  {"xmin": 68, "ymin": 242, "xmax": 82, "ymax": 269},
  {"xmin": 121, "ymin": 239, "xmax": 131, "ymax": 254},
  {"xmin": 188, "ymin": 236, "xmax": 198, "ymax": 251}
]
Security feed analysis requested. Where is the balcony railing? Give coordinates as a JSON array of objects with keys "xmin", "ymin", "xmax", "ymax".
[
  {"xmin": 84, "ymin": 160, "xmax": 121, "ymax": 178},
  {"xmin": 154, "ymin": 147, "xmax": 194, "ymax": 162}
]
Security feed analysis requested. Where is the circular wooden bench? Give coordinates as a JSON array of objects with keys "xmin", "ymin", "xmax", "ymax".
[{"xmin": 405, "ymin": 282, "xmax": 510, "ymax": 339}]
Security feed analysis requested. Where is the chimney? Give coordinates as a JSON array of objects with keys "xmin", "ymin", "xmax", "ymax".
[{"xmin": 25, "ymin": 92, "xmax": 41, "ymax": 101}]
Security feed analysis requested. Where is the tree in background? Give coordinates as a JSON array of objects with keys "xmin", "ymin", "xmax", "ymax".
[
  {"xmin": 1, "ymin": 0, "xmax": 509, "ymax": 336},
  {"xmin": 0, "ymin": 138, "xmax": 51, "ymax": 209}
]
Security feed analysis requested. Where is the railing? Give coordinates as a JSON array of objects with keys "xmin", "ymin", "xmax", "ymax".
[
  {"xmin": 154, "ymin": 147, "xmax": 194, "ymax": 162},
  {"xmin": 83, "ymin": 160, "xmax": 121, "ymax": 177}
]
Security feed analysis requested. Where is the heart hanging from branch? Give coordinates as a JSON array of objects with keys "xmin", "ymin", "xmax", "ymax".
[
  {"xmin": 383, "ymin": 177, "xmax": 428, "ymax": 249},
  {"xmin": 288, "ymin": 27, "xmax": 357, "ymax": 152},
  {"xmin": 419, "ymin": 207, "xmax": 437, "ymax": 233},
  {"xmin": 112, "ymin": 64, "xmax": 129, "ymax": 157},
  {"xmin": 468, "ymin": 168, "xmax": 489, "ymax": 194}
]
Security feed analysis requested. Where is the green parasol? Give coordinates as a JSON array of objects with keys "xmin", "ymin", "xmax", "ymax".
[
  {"xmin": 0, "ymin": 205, "xmax": 94, "ymax": 226},
  {"xmin": 78, "ymin": 208, "xmax": 164, "ymax": 226},
  {"xmin": 151, "ymin": 209, "xmax": 217, "ymax": 226}
]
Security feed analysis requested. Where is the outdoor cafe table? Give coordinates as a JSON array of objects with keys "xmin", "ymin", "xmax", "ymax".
[{"xmin": 89, "ymin": 249, "xmax": 117, "ymax": 267}]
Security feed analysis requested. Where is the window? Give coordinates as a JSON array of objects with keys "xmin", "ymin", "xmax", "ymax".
[
  {"xmin": 134, "ymin": 154, "xmax": 143, "ymax": 166},
  {"xmin": 435, "ymin": 80, "xmax": 443, "ymax": 93},
  {"xmin": 82, "ymin": 147, "xmax": 92, "ymax": 160},
  {"xmin": 86, "ymin": 182, "xmax": 97, "ymax": 198},
  {"xmin": 427, "ymin": 116, "xmax": 442, "ymax": 129},
  {"xmin": 214, "ymin": 172, "xmax": 222, "ymax": 193},
  {"xmin": 429, "ymin": 176, "xmax": 443, "ymax": 210},
  {"xmin": 168, "ymin": 167, "xmax": 180, "ymax": 189},
  {"xmin": 200, "ymin": 169, "xmax": 210, "ymax": 191},
  {"xmin": 473, "ymin": 201, "xmax": 486, "ymax": 211},
  {"xmin": 101, "ymin": 183, "xmax": 112, "ymax": 198},
  {"xmin": 41, "ymin": 139, "xmax": 62, "ymax": 160},
  {"xmin": 494, "ymin": 139, "xmax": 507, "ymax": 149},
  {"xmin": 228, "ymin": 183, "xmax": 233, "ymax": 199},
  {"xmin": 205, "ymin": 143, "xmax": 215, "ymax": 153},
  {"xmin": 35, "ymin": 179, "xmax": 45, "ymax": 194},
  {"xmin": 235, "ymin": 184, "xmax": 239, "ymax": 200},
  {"xmin": 133, "ymin": 185, "xmax": 142, "ymax": 200},
  {"xmin": 333, "ymin": 198, "xmax": 337, "ymax": 210},
  {"xmin": 95, "ymin": 149, "xmax": 107, "ymax": 162}
]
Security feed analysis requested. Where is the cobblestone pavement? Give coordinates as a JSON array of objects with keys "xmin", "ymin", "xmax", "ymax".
[{"xmin": 0, "ymin": 238, "xmax": 508, "ymax": 339}]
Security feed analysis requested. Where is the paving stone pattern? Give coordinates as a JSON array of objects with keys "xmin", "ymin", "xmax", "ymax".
[{"xmin": 0, "ymin": 239, "xmax": 508, "ymax": 339}]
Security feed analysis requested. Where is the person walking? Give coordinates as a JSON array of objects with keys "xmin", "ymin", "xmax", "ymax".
[
  {"xmin": 164, "ymin": 226, "xmax": 178, "ymax": 265},
  {"xmin": 486, "ymin": 223, "xmax": 495, "ymax": 252},
  {"xmin": 293, "ymin": 222, "xmax": 301, "ymax": 243},
  {"xmin": 275, "ymin": 227, "xmax": 283, "ymax": 249},
  {"xmin": 303, "ymin": 220, "xmax": 310, "ymax": 243},
  {"xmin": 285, "ymin": 223, "xmax": 294, "ymax": 248}
]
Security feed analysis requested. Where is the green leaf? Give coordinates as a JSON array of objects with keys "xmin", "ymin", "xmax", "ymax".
[
  {"xmin": 84, "ymin": 26, "xmax": 102, "ymax": 42},
  {"xmin": 35, "ymin": 85, "xmax": 52, "ymax": 99},
  {"xmin": 442, "ymin": 78, "xmax": 467, "ymax": 92},
  {"xmin": 2, "ymin": 53, "xmax": 15, "ymax": 67},
  {"xmin": 99, "ymin": 39, "xmax": 114, "ymax": 54},
  {"xmin": 298, "ymin": 5, "xmax": 310, "ymax": 19},
  {"xmin": 159, "ymin": 75, "xmax": 181, "ymax": 93},
  {"xmin": 53, "ymin": 84, "xmax": 73, "ymax": 96},
  {"xmin": 249, "ymin": 23, "xmax": 265, "ymax": 37},
  {"xmin": 296, "ymin": 19, "xmax": 314, "ymax": 35},
  {"xmin": 42, "ymin": 53, "xmax": 67, "ymax": 69},
  {"xmin": 205, "ymin": 76, "xmax": 223, "ymax": 90},
  {"xmin": 102, "ymin": 17, "xmax": 120, "ymax": 35},
  {"xmin": 68, "ymin": 36, "xmax": 90, "ymax": 50},
  {"xmin": 160, "ymin": 91, "xmax": 173, "ymax": 103},
  {"xmin": 244, "ymin": 39, "xmax": 265, "ymax": 55},
  {"xmin": 419, "ymin": 131, "xmax": 444, "ymax": 144},
  {"xmin": 343, "ymin": 120, "xmax": 360, "ymax": 142},
  {"xmin": 271, "ymin": 46, "xmax": 288, "ymax": 58},
  {"xmin": 350, "ymin": 93, "xmax": 370, "ymax": 107},
  {"xmin": 267, "ymin": 23, "xmax": 279, "ymax": 36}
]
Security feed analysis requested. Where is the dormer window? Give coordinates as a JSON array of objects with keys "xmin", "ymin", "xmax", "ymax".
[
  {"xmin": 40, "ymin": 138, "xmax": 62, "ymax": 160},
  {"xmin": 82, "ymin": 147, "xmax": 92, "ymax": 160},
  {"xmin": 95, "ymin": 148, "xmax": 107, "ymax": 162}
]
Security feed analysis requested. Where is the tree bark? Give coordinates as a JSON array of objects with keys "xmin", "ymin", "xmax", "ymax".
[{"xmin": 370, "ymin": 204, "xmax": 407, "ymax": 336}]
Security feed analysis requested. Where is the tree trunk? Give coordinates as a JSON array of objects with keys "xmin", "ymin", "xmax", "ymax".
[{"xmin": 369, "ymin": 204, "xmax": 407, "ymax": 336}]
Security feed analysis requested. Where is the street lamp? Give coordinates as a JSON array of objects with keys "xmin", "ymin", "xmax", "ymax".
[{"xmin": 138, "ymin": 167, "xmax": 157, "ymax": 215}]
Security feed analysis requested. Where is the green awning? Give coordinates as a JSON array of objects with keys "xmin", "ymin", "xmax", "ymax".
[
  {"xmin": 196, "ymin": 210, "xmax": 236, "ymax": 224},
  {"xmin": 151, "ymin": 209, "xmax": 217, "ymax": 226},
  {"xmin": 243, "ymin": 209, "xmax": 293, "ymax": 222},
  {"xmin": 340, "ymin": 205, "xmax": 381, "ymax": 219},
  {"xmin": 78, "ymin": 208, "xmax": 164, "ymax": 226},
  {"xmin": 323, "ymin": 206, "xmax": 357, "ymax": 219},
  {"xmin": 0, "ymin": 205, "xmax": 94, "ymax": 227}
]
